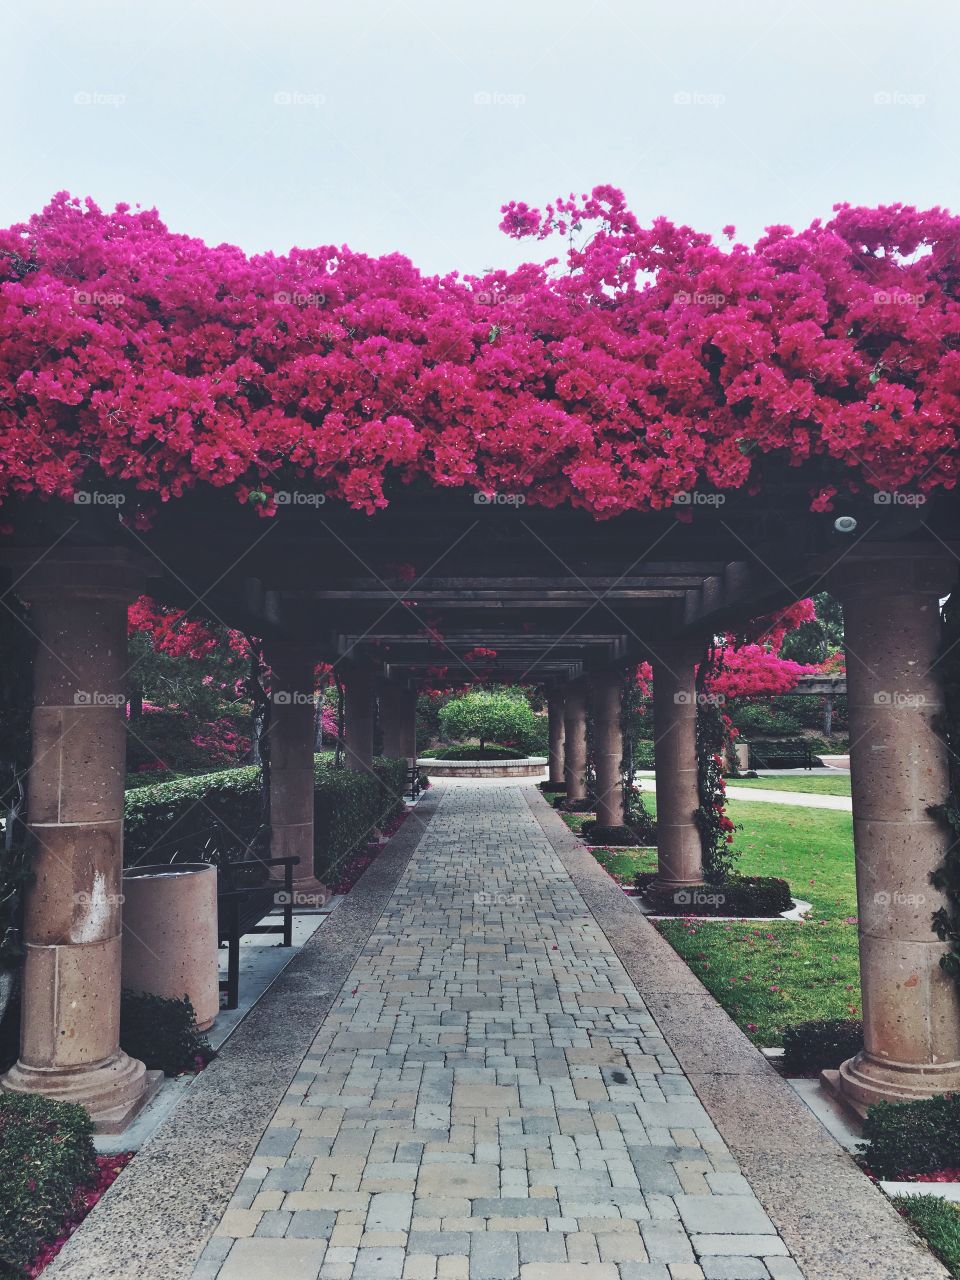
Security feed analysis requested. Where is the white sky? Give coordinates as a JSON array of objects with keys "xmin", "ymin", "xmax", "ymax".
[{"xmin": 2, "ymin": 1, "xmax": 957, "ymax": 276}]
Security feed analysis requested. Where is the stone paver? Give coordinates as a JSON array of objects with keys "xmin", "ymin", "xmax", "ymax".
[{"xmin": 196, "ymin": 785, "xmax": 799, "ymax": 1280}]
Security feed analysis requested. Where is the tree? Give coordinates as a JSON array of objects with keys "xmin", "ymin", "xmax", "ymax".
[{"xmin": 438, "ymin": 689, "xmax": 537, "ymax": 752}]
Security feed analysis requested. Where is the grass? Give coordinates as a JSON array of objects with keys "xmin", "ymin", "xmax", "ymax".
[
  {"xmin": 546, "ymin": 784, "xmax": 861, "ymax": 1048},
  {"xmin": 895, "ymin": 1196, "xmax": 960, "ymax": 1278},
  {"xmin": 726, "ymin": 774, "xmax": 851, "ymax": 797}
]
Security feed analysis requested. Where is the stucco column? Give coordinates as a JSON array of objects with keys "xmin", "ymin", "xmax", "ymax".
[
  {"xmin": 591, "ymin": 671, "xmax": 624, "ymax": 827},
  {"xmin": 380, "ymin": 684, "xmax": 418, "ymax": 761},
  {"xmin": 343, "ymin": 666, "xmax": 375, "ymax": 773},
  {"xmin": 265, "ymin": 641, "xmax": 324, "ymax": 900},
  {"xmin": 563, "ymin": 679, "xmax": 589, "ymax": 802},
  {"xmin": 827, "ymin": 551, "xmax": 960, "ymax": 1112},
  {"xmin": 1, "ymin": 549, "xmax": 159, "ymax": 1132},
  {"xmin": 547, "ymin": 690, "xmax": 566, "ymax": 785},
  {"xmin": 651, "ymin": 639, "xmax": 704, "ymax": 890}
]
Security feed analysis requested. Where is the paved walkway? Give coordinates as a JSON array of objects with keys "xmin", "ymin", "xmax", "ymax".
[
  {"xmin": 193, "ymin": 785, "xmax": 800, "ymax": 1280},
  {"xmin": 721, "ymin": 787, "xmax": 851, "ymax": 811}
]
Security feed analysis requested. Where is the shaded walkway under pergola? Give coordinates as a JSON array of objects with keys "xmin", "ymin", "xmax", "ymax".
[{"xmin": 2, "ymin": 481, "xmax": 960, "ymax": 1136}]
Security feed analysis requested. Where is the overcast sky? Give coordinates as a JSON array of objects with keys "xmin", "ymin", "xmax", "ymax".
[{"xmin": 2, "ymin": 1, "xmax": 956, "ymax": 276}]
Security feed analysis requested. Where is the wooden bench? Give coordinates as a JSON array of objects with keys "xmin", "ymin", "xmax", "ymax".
[
  {"xmin": 217, "ymin": 855, "xmax": 297, "ymax": 1011},
  {"xmin": 749, "ymin": 742, "xmax": 815, "ymax": 770}
]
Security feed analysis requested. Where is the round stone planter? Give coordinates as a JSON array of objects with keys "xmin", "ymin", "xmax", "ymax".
[
  {"xmin": 121, "ymin": 862, "xmax": 219, "ymax": 1031},
  {"xmin": 418, "ymin": 756, "xmax": 547, "ymax": 778}
]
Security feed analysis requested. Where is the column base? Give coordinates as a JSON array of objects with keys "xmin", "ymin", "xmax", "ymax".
[
  {"xmin": 822, "ymin": 1050, "xmax": 960, "ymax": 1118},
  {"xmin": 1, "ymin": 1051, "xmax": 163, "ymax": 1134},
  {"xmin": 648, "ymin": 875, "xmax": 707, "ymax": 897}
]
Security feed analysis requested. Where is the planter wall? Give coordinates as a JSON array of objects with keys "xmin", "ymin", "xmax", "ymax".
[
  {"xmin": 121, "ymin": 862, "xmax": 219, "ymax": 1031},
  {"xmin": 419, "ymin": 756, "xmax": 547, "ymax": 779}
]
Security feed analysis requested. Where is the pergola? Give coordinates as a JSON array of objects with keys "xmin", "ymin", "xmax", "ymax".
[{"xmin": 2, "ymin": 477, "xmax": 958, "ymax": 1131}]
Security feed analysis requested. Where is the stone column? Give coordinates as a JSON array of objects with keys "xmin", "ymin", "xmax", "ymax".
[
  {"xmin": 380, "ymin": 684, "xmax": 418, "ymax": 761},
  {"xmin": 343, "ymin": 666, "xmax": 375, "ymax": 773},
  {"xmin": 265, "ymin": 641, "xmax": 324, "ymax": 900},
  {"xmin": 547, "ymin": 690, "xmax": 566, "ymax": 785},
  {"xmin": 591, "ymin": 671, "xmax": 624, "ymax": 827},
  {"xmin": 651, "ymin": 639, "xmax": 704, "ymax": 890},
  {"xmin": 826, "ymin": 551, "xmax": 960, "ymax": 1112},
  {"xmin": 563, "ymin": 679, "xmax": 589, "ymax": 802},
  {"xmin": 1, "ymin": 549, "xmax": 159, "ymax": 1132}
]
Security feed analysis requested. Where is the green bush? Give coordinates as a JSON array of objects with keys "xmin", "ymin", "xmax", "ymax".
[
  {"xmin": 428, "ymin": 744, "xmax": 527, "ymax": 760},
  {"xmin": 120, "ymin": 991, "xmax": 213, "ymax": 1077},
  {"xmin": 0, "ymin": 1092, "xmax": 96, "ymax": 1278},
  {"xmin": 632, "ymin": 739, "xmax": 655, "ymax": 769},
  {"xmin": 581, "ymin": 819, "xmax": 657, "ymax": 847},
  {"xmin": 728, "ymin": 701, "xmax": 803, "ymax": 737},
  {"xmin": 123, "ymin": 755, "xmax": 407, "ymax": 884},
  {"xmin": 895, "ymin": 1195, "xmax": 960, "ymax": 1276},
  {"xmin": 860, "ymin": 1093, "xmax": 960, "ymax": 1180},
  {"xmin": 782, "ymin": 1018, "xmax": 863, "ymax": 1075},
  {"xmin": 439, "ymin": 689, "xmax": 538, "ymax": 752},
  {"xmin": 638, "ymin": 873, "xmax": 793, "ymax": 917}
]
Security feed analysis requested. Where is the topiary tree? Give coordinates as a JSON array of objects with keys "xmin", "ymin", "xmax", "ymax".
[{"xmin": 438, "ymin": 689, "xmax": 537, "ymax": 754}]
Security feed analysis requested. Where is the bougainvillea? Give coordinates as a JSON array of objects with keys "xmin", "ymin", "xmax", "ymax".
[{"xmin": 1, "ymin": 188, "xmax": 958, "ymax": 522}]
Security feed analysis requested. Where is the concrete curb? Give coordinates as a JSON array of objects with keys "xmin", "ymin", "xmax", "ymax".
[
  {"xmin": 524, "ymin": 787, "xmax": 948, "ymax": 1280},
  {"xmin": 44, "ymin": 790, "xmax": 443, "ymax": 1280}
]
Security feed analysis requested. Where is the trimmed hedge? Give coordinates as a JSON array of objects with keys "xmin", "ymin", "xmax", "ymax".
[
  {"xmin": 637, "ymin": 873, "xmax": 793, "ymax": 917},
  {"xmin": 428, "ymin": 744, "xmax": 527, "ymax": 761},
  {"xmin": 0, "ymin": 1093, "xmax": 96, "ymax": 1277},
  {"xmin": 580, "ymin": 820, "xmax": 657, "ymax": 847},
  {"xmin": 123, "ymin": 755, "xmax": 408, "ymax": 884},
  {"xmin": 860, "ymin": 1093, "xmax": 960, "ymax": 1180},
  {"xmin": 782, "ymin": 1018, "xmax": 863, "ymax": 1075}
]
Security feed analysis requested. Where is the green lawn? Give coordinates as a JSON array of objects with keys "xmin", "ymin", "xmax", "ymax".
[
  {"xmin": 547, "ymin": 785, "xmax": 862, "ymax": 1048},
  {"xmin": 895, "ymin": 1197, "xmax": 960, "ymax": 1278},
  {"xmin": 726, "ymin": 774, "xmax": 851, "ymax": 797}
]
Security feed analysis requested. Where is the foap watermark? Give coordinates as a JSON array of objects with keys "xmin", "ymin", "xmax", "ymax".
[
  {"xmin": 873, "ymin": 90, "xmax": 926, "ymax": 108},
  {"xmin": 274, "ymin": 90, "xmax": 326, "ymax": 108},
  {"xmin": 874, "ymin": 691, "xmax": 929, "ymax": 708},
  {"xmin": 873, "ymin": 289, "xmax": 926, "ymax": 307},
  {"xmin": 73, "ymin": 490, "xmax": 125, "ymax": 506},
  {"xmin": 874, "ymin": 890, "xmax": 925, "ymax": 907},
  {"xmin": 673, "ymin": 90, "xmax": 725, "ymax": 108},
  {"xmin": 274, "ymin": 291, "xmax": 326, "ymax": 307},
  {"xmin": 674, "ymin": 690, "xmax": 725, "ymax": 707},
  {"xmin": 275, "ymin": 890, "xmax": 326, "ymax": 908},
  {"xmin": 474, "ymin": 891, "xmax": 525, "ymax": 906},
  {"xmin": 474, "ymin": 491, "xmax": 526, "ymax": 506},
  {"xmin": 873, "ymin": 491, "xmax": 927, "ymax": 507},
  {"xmin": 674, "ymin": 289, "xmax": 726, "ymax": 307},
  {"xmin": 74, "ymin": 690, "xmax": 126, "ymax": 707},
  {"xmin": 473, "ymin": 90, "xmax": 526, "ymax": 107},
  {"xmin": 674, "ymin": 888, "xmax": 725, "ymax": 907},
  {"xmin": 475, "ymin": 287, "xmax": 522, "ymax": 308},
  {"xmin": 74, "ymin": 890, "xmax": 124, "ymax": 907},
  {"xmin": 673, "ymin": 491, "xmax": 725, "ymax": 507},
  {"xmin": 74, "ymin": 290, "xmax": 126, "ymax": 307},
  {"xmin": 74, "ymin": 90, "xmax": 125, "ymax": 108},
  {"xmin": 274, "ymin": 490, "xmax": 326, "ymax": 507},
  {"xmin": 272, "ymin": 690, "xmax": 317, "ymax": 706}
]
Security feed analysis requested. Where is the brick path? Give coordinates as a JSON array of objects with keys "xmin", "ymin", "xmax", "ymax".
[{"xmin": 194, "ymin": 785, "xmax": 801, "ymax": 1280}]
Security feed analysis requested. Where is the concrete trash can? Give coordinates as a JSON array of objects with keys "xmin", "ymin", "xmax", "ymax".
[{"xmin": 121, "ymin": 862, "xmax": 219, "ymax": 1031}]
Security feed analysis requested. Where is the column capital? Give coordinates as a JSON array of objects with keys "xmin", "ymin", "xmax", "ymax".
[
  {"xmin": 828, "ymin": 544, "xmax": 958, "ymax": 601},
  {"xmin": 2, "ymin": 546, "xmax": 148, "ymax": 604}
]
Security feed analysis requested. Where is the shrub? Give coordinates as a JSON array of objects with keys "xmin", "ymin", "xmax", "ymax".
[
  {"xmin": 637, "ymin": 873, "xmax": 793, "ymax": 917},
  {"xmin": 860, "ymin": 1093, "xmax": 960, "ymax": 1180},
  {"xmin": 782, "ymin": 1018, "xmax": 863, "ymax": 1075},
  {"xmin": 439, "ymin": 689, "xmax": 538, "ymax": 752},
  {"xmin": 561, "ymin": 796, "xmax": 594, "ymax": 813},
  {"xmin": 120, "ymin": 991, "xmax": 213, "ymax": 1077},
  {"xmin": 428, "ymin": 744, "xmax": 527, "ymax": 760},
  {"xmin": 123, "ymin": 755, "xmax": 407, "ymax": 885},
  {"xmin": 0, "ymin": 1092, "xmax": 96, "ymax": 1277},
  {"xmin": 632, "ymin": 739, "xmax": 655, "ymax": 769},
  {"xmin": 581, "ymin": 819, "xmax": 657, "ymax": 847}
]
